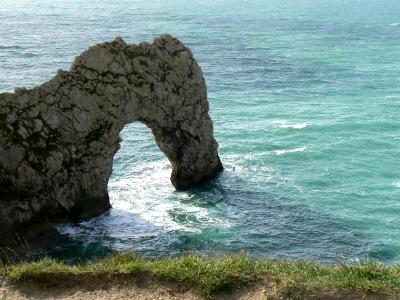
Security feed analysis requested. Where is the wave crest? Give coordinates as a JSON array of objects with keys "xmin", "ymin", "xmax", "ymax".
[
  {"xmin": 275, "ymin": 147, "xmax": 306, "ymax": 155},
  {"xmin": 279, "ymin": 122, "xmax": 308, "ymax": 129}
]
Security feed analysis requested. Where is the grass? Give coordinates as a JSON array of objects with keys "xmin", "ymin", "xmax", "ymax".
[{"xmin": 1, "ymin": 252, "xmax": 400, "ymax": 298}]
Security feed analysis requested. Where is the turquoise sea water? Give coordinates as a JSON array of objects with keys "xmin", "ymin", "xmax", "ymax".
[{"xmin": 1, "ymin": 0, "xmax": 400, "ymax": 263}]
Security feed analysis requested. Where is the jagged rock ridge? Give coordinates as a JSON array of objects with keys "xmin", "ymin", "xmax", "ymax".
[{"xmin": 0, "ymin": 35, "xmax": 223, "ymax": 243}]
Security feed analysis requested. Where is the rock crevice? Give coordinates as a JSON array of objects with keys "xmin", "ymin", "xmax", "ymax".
[{"xmin": 0, "ymin": 35, "xmax": 223, "ymax": 243}]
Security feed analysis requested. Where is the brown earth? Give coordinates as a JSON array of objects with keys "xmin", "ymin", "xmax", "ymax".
[
  {"xmin": 0, "ymin": 273, "xmax": 265, "ymax": 300},
  {"xmin": 0, "ymin": 274, "xmax": 398, "ymax": 300}
]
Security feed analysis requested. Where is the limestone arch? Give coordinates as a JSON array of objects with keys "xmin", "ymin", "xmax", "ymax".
[{"xmin": 0, "ymin": 35, "xmax": 222, "ymax": 242}]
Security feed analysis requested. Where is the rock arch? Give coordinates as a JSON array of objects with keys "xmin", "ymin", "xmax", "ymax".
[{"xmin": 0, "ymin": 35, "xmax": 223, "ymax": 243}]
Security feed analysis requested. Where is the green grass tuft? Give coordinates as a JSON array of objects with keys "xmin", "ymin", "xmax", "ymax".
[{"xmin": 2, "ymin": 252, "xmax": 400, "ymax": 297}]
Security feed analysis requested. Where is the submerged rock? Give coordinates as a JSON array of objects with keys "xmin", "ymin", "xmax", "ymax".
[{"xmin": 0, "ymin": 35, "xmax": 223, "ymax": 244}]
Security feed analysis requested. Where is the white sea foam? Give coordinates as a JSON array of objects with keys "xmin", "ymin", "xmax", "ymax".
[
  {"xmin": 279, "ymin": 122, "xmax": 308, "ymax": 129},
  {"xmin": 273, "ymin": 120, "xmax": 308, "ymax": 129},
  {"xmin": 107, "ymin": 159, "xmax": 231, "ymax": 233},
  {"xmin": 390, "ymin": 22, "xmax": 400, "ymax": 26},
  {"xmin": 275, "ymin": 147, "xmax": 306, "ymax": 155}
]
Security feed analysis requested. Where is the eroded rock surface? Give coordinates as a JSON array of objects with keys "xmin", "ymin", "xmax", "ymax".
[{"xmin": 0, "ymin": 35, "xmax": 222, "ymax": 243}]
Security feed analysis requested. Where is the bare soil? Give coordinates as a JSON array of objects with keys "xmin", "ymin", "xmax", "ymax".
[
  {"xmin": 0, "ymin": 273, "xmax": 265, "ymax": 300},
  {"xmin": 0, "ymin": 274, "xmax": 398, "ymax": 300}
]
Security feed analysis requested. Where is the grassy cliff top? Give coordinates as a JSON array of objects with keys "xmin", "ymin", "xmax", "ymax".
[{"xmin": 1, "ymin": 252, "xmax": 400, "ymax": 298}]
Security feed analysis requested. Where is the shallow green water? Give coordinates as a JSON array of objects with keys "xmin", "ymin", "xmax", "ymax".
[{"xmin": 1, "ymin": 0, "xmax": 400, "ymax": 263}]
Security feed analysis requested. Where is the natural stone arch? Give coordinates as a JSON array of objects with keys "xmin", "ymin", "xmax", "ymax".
[{"xmin": 0, "ymin": 35, "xmax": 223, "ymax": 243}]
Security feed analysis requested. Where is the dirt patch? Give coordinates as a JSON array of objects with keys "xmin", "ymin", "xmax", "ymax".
[
  {"xmin": 0, "ymin": 274, "xmax": 265, "ymax": 300},
  {"xmin": 0, "ymin": 274, "xmax": 398, "ymax": 300}
]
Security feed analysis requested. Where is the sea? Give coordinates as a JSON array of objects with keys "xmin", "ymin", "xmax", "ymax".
[{"xmin": 1, "ymin": 0, "xmax": 400, "ymax": 263}]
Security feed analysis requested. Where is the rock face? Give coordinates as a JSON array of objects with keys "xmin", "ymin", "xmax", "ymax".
[{"xmin": 0, "ymin": 35, "xmax": 223, "ymax": 243}]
